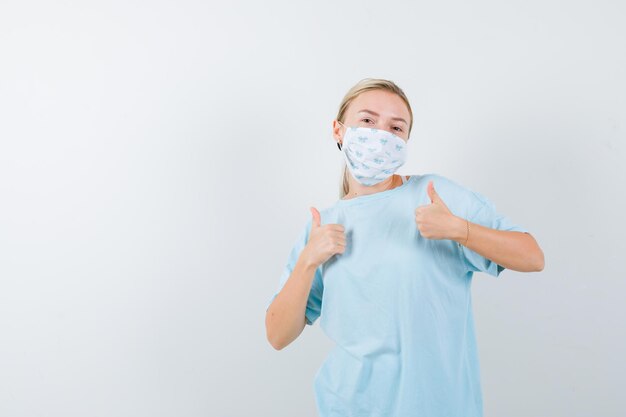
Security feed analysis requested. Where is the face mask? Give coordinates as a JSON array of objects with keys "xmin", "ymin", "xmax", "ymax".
[{"xmin": 337, "ymin": 121, "xmax": 408, "ymax": 186}]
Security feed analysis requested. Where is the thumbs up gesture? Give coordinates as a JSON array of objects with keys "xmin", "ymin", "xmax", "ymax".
[
  {"xmin": 301, "ymin": 207, "xmax": 346, "ymax": 268},
  {"xmin": 415, "ymin": 180, "xmax": 460, "ymax": 240}
]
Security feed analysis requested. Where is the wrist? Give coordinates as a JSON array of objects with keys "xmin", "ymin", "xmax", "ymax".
[
  {"xmin": 450, "ymin": 215, "xmax": 469, "ymax": 243},
  {"xmin": 298, "ymin": 249, "xmax": 319, "ymax": 271}
]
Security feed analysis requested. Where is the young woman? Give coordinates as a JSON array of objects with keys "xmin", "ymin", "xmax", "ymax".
[{"xmin": 265, "ymin": 78, "xmax": 544, "ymax": 417}]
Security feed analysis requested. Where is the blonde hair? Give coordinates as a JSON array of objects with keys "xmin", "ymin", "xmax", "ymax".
[{"xmin": 336, "ymin": 78, "xmax": 414, "ymax": 198}]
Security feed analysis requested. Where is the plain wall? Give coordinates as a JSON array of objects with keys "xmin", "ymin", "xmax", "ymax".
[{"xmin": 0, "ymin": 0, "xmax": 624, "ymax": 416}]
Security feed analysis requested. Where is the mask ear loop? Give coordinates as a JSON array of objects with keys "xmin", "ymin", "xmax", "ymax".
[{"xmin": 336, "ymin": 120, "xmax": 345, "ymax": 151}]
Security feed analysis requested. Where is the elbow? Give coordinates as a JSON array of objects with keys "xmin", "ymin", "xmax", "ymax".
[
  {"xmin": 268, "ymin": 337, "xmax": 283, "ymax": 351},
  {"xmin": 531, "ymin": 249, "xmax": 545, "ymax": 272},
  {"xmin": 272, "ymin": 341, "xmax": 286, "ymax": 351},
  {"xmin": 265, "ymin": 310, "xmax": 287, "ymax": 351},
  {"xmin": 524, "ymin": 233, "xmax": 544, "ymax": 272},
  {"xmin": 268, "ymin": 333, "xmax": 289, "ymax": 351},
  {"xmin": 267, "ymin": 329, "xmax": 287, "ymax": 351}
]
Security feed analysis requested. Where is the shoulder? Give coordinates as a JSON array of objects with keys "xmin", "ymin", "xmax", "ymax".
[
  {"xmin": 412, "ymin": 172, "xmax": 491, "ymax": 216},
  {"xmin": 409, "ymin": 172, "xmax": 472, "ymax": 196}
]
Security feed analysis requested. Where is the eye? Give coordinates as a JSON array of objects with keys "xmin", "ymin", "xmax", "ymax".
[
  {"xmin": 393, "ymin": 126, "xmax": 403, "ymax": 132},
  {"xmin": 361, "ymin": 118, "xmax": 374, "ymax": 124}
]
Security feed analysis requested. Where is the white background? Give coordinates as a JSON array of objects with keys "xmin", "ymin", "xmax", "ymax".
[{"xmin": 1, "ymin": 1, "xmax": 624, "ymax": 416}]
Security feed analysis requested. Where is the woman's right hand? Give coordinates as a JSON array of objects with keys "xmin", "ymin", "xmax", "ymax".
[{"xmin": 301, "ymin": 207, "xmax": 346, "ymax": 268}]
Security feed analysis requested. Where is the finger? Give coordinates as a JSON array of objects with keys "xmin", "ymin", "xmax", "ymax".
[
  {"xmin": 327, "ymin": 240, "xmax": 345, "ymax": 254},
  {"xmin": 333, "ymin": 241, "xmax": 346, "ymax": 253},
  {"xmin": 310, "ymin": 207, "xmax": 321, "ymax": 227},
  {"xmin": 336, "ymin": 235, "xmax": 347, "ymax": 245},
  {"xmin": 328, "ymin": 231, "xmax": 346, "ymax": 243},
  {"xmin": 426, "ymin": 180, "xmax": 435, "ymax": 203},
  {"xmin": 427, "ymin": 180, "xmax": 443, "ymax": 204},
  {"xmin": 325, "ymin": 224, "xmax": 346, "ymax": 233},
  {"xmin": 329, "ymin": 232, "xmax": 346, "ymax": 244}
]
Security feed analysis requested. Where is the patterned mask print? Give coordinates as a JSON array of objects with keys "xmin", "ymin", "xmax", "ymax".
[{"xmin": 339, "ymin": 123, "xmax": 408, "ymax": 186}]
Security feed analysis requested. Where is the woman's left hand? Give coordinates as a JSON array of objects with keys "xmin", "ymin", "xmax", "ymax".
[{"xmin": 415, "ymin": 180, "xmax": 463, "ymax": 240}]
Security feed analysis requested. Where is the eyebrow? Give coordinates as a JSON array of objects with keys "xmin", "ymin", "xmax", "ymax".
[{"xmin": 357, "ymin": 109, "xmax": 408, "ymax": 125}]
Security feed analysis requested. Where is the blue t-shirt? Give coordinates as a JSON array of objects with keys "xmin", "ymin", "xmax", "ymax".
[{"xmin": 266, "ymin": 173, "xmax": 529, "ymax": 417}]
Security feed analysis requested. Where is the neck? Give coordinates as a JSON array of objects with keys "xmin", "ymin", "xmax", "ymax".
[{"xmin": 343, "ymin": 174, "xmax": 400, "ymax": 200}]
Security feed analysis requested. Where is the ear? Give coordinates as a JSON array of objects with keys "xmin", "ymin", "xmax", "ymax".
[{"xmin": 333, "ymin": 120, "xmax": 344, "ymax": 141}]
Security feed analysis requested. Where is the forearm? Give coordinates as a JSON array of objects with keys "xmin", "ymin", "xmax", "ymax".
[
  {"xmin": 450, "ymin": 216, "xmax": 544, "ymax": 272},
  {"xmin": 265, "ymin": 255, "xmax": 318, "ymax": 350}
]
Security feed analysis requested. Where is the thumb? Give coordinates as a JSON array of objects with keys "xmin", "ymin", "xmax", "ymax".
[
  {"xmin": 427, "ymin": 180, "xmax": 443, "ymax": 204},
  {"xmin": 310, "ymin": 207, "xmax": 321, "ymax": 228}
]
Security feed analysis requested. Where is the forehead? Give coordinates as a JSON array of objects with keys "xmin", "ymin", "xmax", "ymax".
[{"xmin": 347, "ymin": 89, "xmax": 410, "ymax": 121}]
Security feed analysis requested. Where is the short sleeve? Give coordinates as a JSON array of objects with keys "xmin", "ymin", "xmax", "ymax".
[
  {"xmin": 458, "ymin": 193, "xmax": 530, "ymax": 277},
  {"xmin": 265, "ymin": 218, "xmax": 324, "ymax": 325}
]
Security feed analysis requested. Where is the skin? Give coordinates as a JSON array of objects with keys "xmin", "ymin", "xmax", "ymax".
[
  {"xmin": 333, "ymin": 89, "xmax": 412, "ymax": 200},
  {"xmin": 265, "ymin": 89, "xmax": 545, "ymax": 350}
]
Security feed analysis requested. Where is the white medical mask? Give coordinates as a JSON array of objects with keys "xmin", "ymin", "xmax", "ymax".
[{"xmin": 337, "ymin": 121, "xmax": 408, "ymax": 186}]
